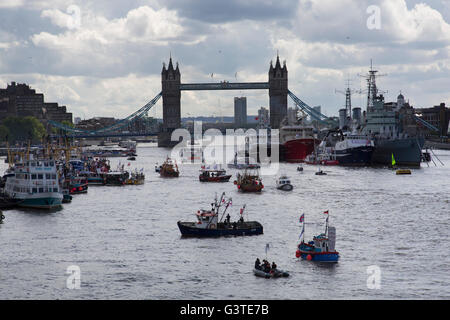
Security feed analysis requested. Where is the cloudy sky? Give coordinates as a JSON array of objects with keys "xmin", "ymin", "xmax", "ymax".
[{"xmin": 1, "ymin": 0, "xmax": 450, "ymax": 120}]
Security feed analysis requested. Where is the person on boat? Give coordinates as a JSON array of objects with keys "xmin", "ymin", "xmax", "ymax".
[
  {"xmin": 255, "ymin": 258, "xmax": 261, "ymax": 270},
  {"xmin": 226, "ymin": 214, "xmax": 231, "ymax": 224},
  {"xmin": 239, "ymin": 215, "xmax": 244, "ymax": 223},
  {"xmin": 263, "ymin": 261, "xmax": 271, "ymax": 273},
  {"xmin": 271, "ymin": 262, "xmax": 277, "ymax": 271}
]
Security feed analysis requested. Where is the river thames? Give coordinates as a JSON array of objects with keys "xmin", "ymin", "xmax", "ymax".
[{"xmin": 0, "ymin": 144, "xmax": 449, "ymax": 299}]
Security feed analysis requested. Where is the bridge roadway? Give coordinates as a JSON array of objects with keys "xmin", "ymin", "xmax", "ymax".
[{"xmin": 180, "ymin": 82, "xmax": 269, "ymax": 91}]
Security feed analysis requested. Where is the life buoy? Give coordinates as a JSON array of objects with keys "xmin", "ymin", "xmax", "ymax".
[{"xmin": 209, "ymin": 224, "xmax": 216, "ymax": 229}]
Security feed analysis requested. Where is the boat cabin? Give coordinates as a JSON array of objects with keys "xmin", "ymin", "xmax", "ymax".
[
  {"xmin": 195, "ymin": 210, "xmax": 219, "ymax": 229},
  {"xmin": 277, "ymin": 176, "xmax": 291, "ymax": 185}
]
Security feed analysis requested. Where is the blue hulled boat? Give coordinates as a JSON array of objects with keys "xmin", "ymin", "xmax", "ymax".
[
  {"xmin": 177, "ymin": 193, "xmax": 263, "ymax": 237},
  {"xmin": 296, "ymin": 212, "xmax": 339, "ymax": 263}
]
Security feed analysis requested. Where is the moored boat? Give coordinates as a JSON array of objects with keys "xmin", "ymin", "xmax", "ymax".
[
  {"xmin": 3, "ymin": 156, "xmax": 63, "ymax": 209},
  {"xmin": 67, "ymin": 176, "xmax": 88, "ymax": 194},
  {"xmin": 125, "ymin": 170, "xmax": 145, "ymax": 185},
  {"xmin": 177, "ymin": 193, "xmax": 263, "ymax": 237},
  {"xmin": 104, "ymin": 171, "xmax": 129, "ymax": 186}
]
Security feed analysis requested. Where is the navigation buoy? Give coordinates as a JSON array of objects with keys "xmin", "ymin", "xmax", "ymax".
[{"xmin": 307, "ymin": 254, "xmax": 312, "ymax": 261}]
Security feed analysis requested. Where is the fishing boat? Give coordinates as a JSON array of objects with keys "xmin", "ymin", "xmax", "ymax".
[
  {"xmin": 62, "ymin": 189, "xmax": 72, "ymax": 203},
  {"xmin": 199, "ymin": 165, "xmax": 232, "ymax": 182},
  {"xmin": 227, "ymin": 152, "xmax": 260, "ymax": 170},
  {"xmin": 177, "ymin": 193, "xmax": 263, "ymax": 237},
  {"xmin": 104, "ymin": 171, "xmax": 129, "ymax": 186},
  {"xmin": 3, "ymin": 156, "xmax": 63, "ymax": 209},
  {"xmin": 296, "ymin": 212, "xmax": 339, "ymax": 263},
  {"xmin": 160, "ymin": 157, "xmax": 179, "ymax": 177},
  {"xmin": 79, "ymin": 172, "xmax": 106, "ymax": 185},
  {"xmin": 67, "ymin": 176, "xmax": 88, "ymax": 194},
  {"xmin": 234, "ymin": 169, "xmax": 264, "ymax": 192},
  {"xmin": 125, "ymin": 170, "xmax": 145, "ymax": 185},
  {"xmin": 276, "ymin": 175, "xmax": 293, "ymax": 191}
]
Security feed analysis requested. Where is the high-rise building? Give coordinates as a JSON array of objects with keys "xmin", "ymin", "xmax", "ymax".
[
  {"xmin": 234, "ymin": 97, "xmax": 247, "ymax": 127},
  {"xmin": 257, "ymin": 107, "xmax": 269, "ymax": 128}
]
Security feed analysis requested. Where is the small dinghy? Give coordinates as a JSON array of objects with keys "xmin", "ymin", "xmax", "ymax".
[
  {"xmin": 297, "ymin": 166, "xmax": 303, "ymax": 172},
  {"xmin": 315, "ymin": 169, "xmax": 327, "ymax": 176},
  {"xmin": 253, "ymin": 258, "xmax": 289, "ymax": 278},
  {"xmin": 127, "ymin": 156, "xmax": 136, "ymax": 161},
  {"xmin": 253, "ymin": 268, "xmax": 289, "ymax": 279}
]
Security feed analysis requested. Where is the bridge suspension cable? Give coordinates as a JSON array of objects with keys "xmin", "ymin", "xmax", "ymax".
[
  {"xmin": 413, "ymin": 115, "xmax": 439, "ymax": 132},
  {"xmin": 287, "ymin": 90, "xmax": 337, "ymax": 126},
  {"xmin": 48, "ymin": 92, "xmax": 162, "ymax": 135}
]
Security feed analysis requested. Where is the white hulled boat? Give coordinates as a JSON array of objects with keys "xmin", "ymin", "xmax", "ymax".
[{"xmin": 4, "ymin": 155, "xmax": 63, "ymax": 209}]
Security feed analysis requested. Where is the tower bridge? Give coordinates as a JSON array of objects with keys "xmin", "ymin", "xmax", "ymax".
[{"xmin": 159, "ymin": 54, "xmax": 288, "ymax": 147}]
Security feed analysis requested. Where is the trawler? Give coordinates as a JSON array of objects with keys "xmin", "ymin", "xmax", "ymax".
[{"xmin": 177, "ymin": 193, "xmax": 263, "ymax": 237}]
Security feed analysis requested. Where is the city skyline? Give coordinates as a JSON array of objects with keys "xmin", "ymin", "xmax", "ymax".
[{"xmin": 1, "ymin": 0, "xmax": 450, "ymax": 119}]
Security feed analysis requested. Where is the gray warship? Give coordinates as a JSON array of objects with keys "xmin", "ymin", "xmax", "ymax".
[{"xmin": 361, "ymin": 65, "xmax": 425, "ymax": 167}]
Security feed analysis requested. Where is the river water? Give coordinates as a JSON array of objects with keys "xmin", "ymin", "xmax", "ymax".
[{"xmin": 0, "ymin": 144, "xmax": 449, "ymax": 299}]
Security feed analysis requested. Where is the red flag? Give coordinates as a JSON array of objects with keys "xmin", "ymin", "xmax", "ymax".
[
  {"xmin": 240, "ymin": 208, "xmax": 244, "ymax": 215},
  {"xmin": 323, "ymin": 210, "xmax": 329, "ymax": 214}
]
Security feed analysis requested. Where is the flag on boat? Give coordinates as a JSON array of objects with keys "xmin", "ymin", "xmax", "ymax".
[
  {"xmin": 299, "ymin": 224, "xmax": 305, "ymax": 240},
  {"xmin": 392, "ymin": 153, "xmax": 396, "ymax": 166},
  {"xmin": 323, "ymin": 210, "xmax": 329, "ymax": 215},
  {"xmin": 299, "ymin": 214, "xmax": 304, "ymax": 223}
]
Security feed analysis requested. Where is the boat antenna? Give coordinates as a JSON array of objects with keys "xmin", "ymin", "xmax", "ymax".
[{"xmin": 219, "ymin": 197, "xmax": 232, "ymax": 223}]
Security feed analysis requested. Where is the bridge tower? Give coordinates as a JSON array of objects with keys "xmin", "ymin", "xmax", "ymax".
[
  {"xmin": 268, "ymin": 55, "xmax": 288, "ymax": 129},
  {"xmin": 158, "ymin": 56, "xmax": 181, "ymax": 147}
]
